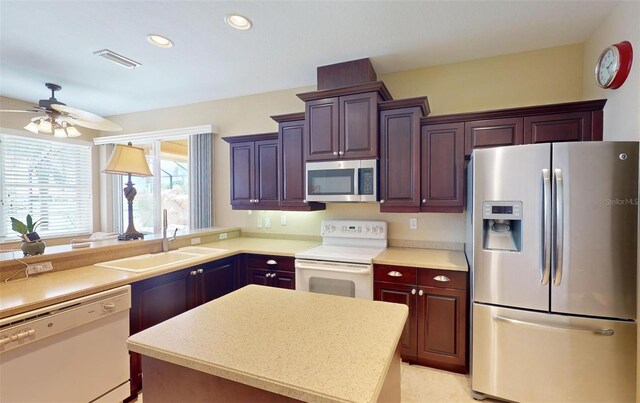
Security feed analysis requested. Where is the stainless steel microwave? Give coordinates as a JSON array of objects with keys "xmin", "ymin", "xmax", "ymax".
[{"xmin": 305, "ymin": 159, "xmax": 377, "ymax": 202}]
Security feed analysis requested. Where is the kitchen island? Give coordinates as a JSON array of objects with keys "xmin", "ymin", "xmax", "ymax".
[{"xmin": 127, "ymin": 285, "xmax": 408, "ymax": 402}]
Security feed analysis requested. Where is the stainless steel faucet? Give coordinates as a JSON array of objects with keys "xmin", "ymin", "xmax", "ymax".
[{"xmin": 162, "ymin": 209, "xmax": 178, "ymax": 252}]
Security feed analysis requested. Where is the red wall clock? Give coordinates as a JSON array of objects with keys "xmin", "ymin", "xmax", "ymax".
[{"xmin": 595, "ymin": 41, "xmax": 633, "ymax": 89}]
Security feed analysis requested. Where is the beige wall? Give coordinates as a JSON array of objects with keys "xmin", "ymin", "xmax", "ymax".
[
  {"xmin": 103, "ymin": 44, "xmax": 586, "ymax": 244},
  {"xmin": 582, "ymin": 2, "xmax": 640, "ymax": 141}
]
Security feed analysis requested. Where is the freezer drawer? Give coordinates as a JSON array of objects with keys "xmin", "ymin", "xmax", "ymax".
[{"xmin": 472, "ymin": 303, "xmax": 636, "ymax": 402}]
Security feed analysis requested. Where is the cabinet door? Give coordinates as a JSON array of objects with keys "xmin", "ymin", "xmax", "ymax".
[
  {"xmin": 198, "ymin": 259, "xmax": 236, "ymax": 306},
  {"xmin": 305, "ymin": 97, "xmax": 339, "ymax": 161},
  {"xmin": 374, "ymin": 281, "xmax": 418, "ymax": 357},
  {"xmin": 379, "ymin": 107, "xmax": 421, "ymax": 212},
  {"xmin": 247, "ymin": 267, "xmax": 271, "ymax": 286},
  {"xmin": 524, "ymin": 112, "xmax": 592, "ymax": 144},
  {"xmin": 254, "ymin": 139, "xmax": 279, "ymax": 209},
  {"xmin": 464, "ymin": 118, "xmax": 523, "ymax": 157},
  {"xmin": 421, "ymin": 123, "xmax": 464, "ymax": 213},
  {"xmin": 229, "ymin": 141, "xmax": 255, "ymax": 208},
  {"xmin": 339, "ymin": 92, "xmax": 378, "ymax": 159},
  {"xmin": 417, "ymin": 286, "xmax": 467, "ymax": 373},
  {"xmin": 272, "ymin": 270, "xmax": 295, "ymax": 290}
]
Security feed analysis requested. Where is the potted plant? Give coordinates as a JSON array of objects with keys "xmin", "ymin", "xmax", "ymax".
[{"xmin": 11, "ymin": 214, "xmax": 46, "ymax": 256}]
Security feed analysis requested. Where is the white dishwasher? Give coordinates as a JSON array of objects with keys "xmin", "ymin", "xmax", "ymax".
[{"xmin": 0, "ymin": 285, "xmax": 131, "ymax": 403}]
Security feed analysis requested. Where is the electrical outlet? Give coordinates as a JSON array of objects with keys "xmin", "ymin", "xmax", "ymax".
[
  {"xmin": 409, "ymin": 217, "xmax": 418, "ymax": 230},
  {"xmin": 257, "ymin": 218, "xmax": 262, "ymax": 228},
  {"xmin": 219, "ymin": 233, "xmax": 228, "ymax": 240},
  {"xmin": 191, "ymin": 237, "xmax": 201, "ymax": 245},
  {"xmin": 26, "ymin": 261, "xmax": 53, "ymax": 275},
  {"xmin": 264, "ymin": 217, "xmax": 271, "ymax": 228},
  {"xmin": 280, "ymin": 215, "xmax": 287, "ymax": 226}
]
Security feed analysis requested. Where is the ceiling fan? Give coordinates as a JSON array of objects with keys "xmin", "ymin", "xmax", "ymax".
[{"xmin": 0, "ymin": 82, "xmax": 122, "ymax": 137}]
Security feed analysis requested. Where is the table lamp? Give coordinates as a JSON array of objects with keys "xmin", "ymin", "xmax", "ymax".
[{"xmin": 104, "ymin": 142, "xmax": 153, "ymax": 240}]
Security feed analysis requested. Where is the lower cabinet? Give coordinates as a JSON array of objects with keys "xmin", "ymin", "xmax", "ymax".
[
  {"xmin": 244, "ymin": 254, "xmax": 295, "ymax": 290},
  {"xmin": 128, "ymin": 257, "xmax": 236, "ymax": 400},
  {"xmin": 374, "ymin": 264, "xmax": 468, "ymax": 373}
]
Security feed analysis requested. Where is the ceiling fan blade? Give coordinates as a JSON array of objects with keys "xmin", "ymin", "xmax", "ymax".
[
  {"xmin": 58, "ymin": 115, "xmax": 123, "ymax": 131},
  {"xmin": 52, "ymin": 104, "xmax": 122, "ymax": 131},
  {"xmin": 0, "ymin": 109, "xmax": 40, "ymax": 113}
]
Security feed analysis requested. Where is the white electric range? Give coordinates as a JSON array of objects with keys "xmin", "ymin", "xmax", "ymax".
[{"xmin": 295, "ymin": 220, "xmax": 387, "ymax": 300}]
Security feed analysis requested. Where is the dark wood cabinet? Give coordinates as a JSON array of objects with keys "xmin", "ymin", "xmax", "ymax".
[
  {"xmin": 524, "ymin": 111, "xmax": 593, "ymax": 143},
  {"xmin": 244, "ymin": 254, "xmax": 295, "ymax": 290},
  {"xmin": 421, "ymin": 123, "xmax": 464, "ymax": 213},
  {"xmin": 379, "ymin": 107, "xmax": 422, "ymax": 212},
  {"xmin": 224, "ymin": 133, "xmax": 279, "ymax": 210},
  {"xmin": 129, "ymin": 257, "xmax": 237, "ymax": 399},
  {"xmin": 374, "ymin": 264, "xmax": 468, "ymax": 374},
  {"xmin": 299, "ymin": 83, "xmax": 392, "ymax": 161},
  {"xmin": 271, "ymin": 113, "xmax": 325, "ymax": 211},
  {"xmin": 464, "ymin": 117, "xmax": 523, "ymax": 157}
]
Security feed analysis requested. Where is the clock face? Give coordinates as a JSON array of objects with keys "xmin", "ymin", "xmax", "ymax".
[{"xmin": 596, "ymin": 47, "xmax": 619, "ymax": 88}]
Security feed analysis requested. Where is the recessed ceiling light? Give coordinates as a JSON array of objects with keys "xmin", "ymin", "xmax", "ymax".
[
  {"xmin": 147, "ymin": 34, "xmax": 174, "ymax": 48},
  {"xmin": 225, "ymin": 14, "xmax": 252, "ymax": 30}
]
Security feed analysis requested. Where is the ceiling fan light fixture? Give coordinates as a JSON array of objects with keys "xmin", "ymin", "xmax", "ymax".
[
  {"xmin": 147, "ymin": 34, "xmax": 173, "ymax": 48},
  {"xmin": 94, "ymin": 49, "xmax": 141, "ymax": 69},
  {"xmin": 24, "ymin": 121, "xmax": 40, "ymax": 134},
  {"xmin": 53, "ymin": 126, "xmax": 68, "ymax": 138},
  {"xmin": 38, "ymin": 119, "xmax": 53, "ymax": 134},
  {"xmin": 65, "ymin": 125, "xmax": 82, "ymax": 138},
  {"xmin": 225, "ymin": 14, "xmax": 252, "ymax": 30}
]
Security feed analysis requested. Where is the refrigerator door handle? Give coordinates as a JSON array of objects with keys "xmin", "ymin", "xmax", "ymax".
[
  {"xmin": 541, "ymin": 169, "xmax": 551, "ymax": 285},
  {"xmin": 553, "ymin": 169, "xmax": 564, "ymax": 286},
  {"xmin": 493, "ymin": 315, "xmax": 614, "ymax": 336}
]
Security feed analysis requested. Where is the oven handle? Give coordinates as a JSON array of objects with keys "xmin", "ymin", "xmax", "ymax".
[{"xmin": 295, "ymin": 260, "xmax": 372, "ymax": 275}]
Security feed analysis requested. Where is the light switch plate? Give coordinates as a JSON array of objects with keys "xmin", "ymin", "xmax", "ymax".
[
  {"xmin": 280, "ymin": 215, "xmax": 287, "ymax": 226},
  {"xmin": 191, "ymin": 237, "xmax": 201, "ymax": 245},
  {"xmin": 26, "ymin": 261, "xmax": 53, "ymax": 275},
  {"xmin": 409, "ymin": 217, "xmax": 418, "ymax": 230},
  {"xmin": 264, "ymin": 217, "xmax": 271, "ymax": 229},
  {"xmin": 257, "ymin": 218, "xmax": 262, "ymax": 228},
  {"xmin": 219, "ymin": 233, "xmax": 228, "ymax": 240}
]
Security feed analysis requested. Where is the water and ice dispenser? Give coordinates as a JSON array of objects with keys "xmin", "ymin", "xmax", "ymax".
[{"xmin": 482, "ymin": 201, "xmax": 523, "ymax": 252}]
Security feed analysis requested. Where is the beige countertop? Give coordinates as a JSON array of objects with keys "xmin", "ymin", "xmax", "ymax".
[
  {"xmin": 128, "ymin": 285, "xmax": 408, "ymax": 403},
  {"xmin": 0, "ymin": 237, "xmax": 319, "ymax": 319},
  {"xmin": 373, "ymin": 247, "xmax": 468, "ymax": 271}
]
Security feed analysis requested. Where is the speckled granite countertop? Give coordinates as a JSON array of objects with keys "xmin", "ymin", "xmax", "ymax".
[
  {"xmin": 373, "ymin": 248, "xmax": 468, "ymax": 271},
  {"xmin": 128, "ymin": 285, "xmax": 408, "ymax": 403},
  {"xmin": 0, "ymin": 237, "xmax": 319, "ymax": 319}
]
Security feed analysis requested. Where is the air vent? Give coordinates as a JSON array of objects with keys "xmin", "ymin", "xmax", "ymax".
[{"xmin": 93, "ymin": 49, "xmax": 141, "ymax": 69}]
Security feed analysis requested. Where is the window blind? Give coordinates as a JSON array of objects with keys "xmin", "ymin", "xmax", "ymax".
[{"xmin": 0, "ymin": 134, "xmax": 92, "ymax": 239}]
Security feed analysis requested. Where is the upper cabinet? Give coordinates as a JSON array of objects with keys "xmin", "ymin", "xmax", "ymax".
[
  {"xmin": 298, "ymin": 82, "xmax": 391, "ymax": 161},
  {"xmin": 223, "ymin": 133, "xmax": 279, "ymax": 210},
  {"xmin": 464, "ymin": 118, "xmax": 524, "ymax": 158},
  {"xmin": 271, "ymin": 113, "xmax": 325, "ymax": 211}
]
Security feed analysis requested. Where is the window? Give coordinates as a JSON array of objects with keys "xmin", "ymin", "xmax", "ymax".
[
  {"xmin": 116, "ymin": 138, "xmax": 190, "ymax": 234},
  {"xmin": 0, "ymin": 133, "xmax": 92, "ymax": 240}
]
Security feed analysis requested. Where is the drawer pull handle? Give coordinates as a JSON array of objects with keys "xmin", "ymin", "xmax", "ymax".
[
  {"xmin": 267, "ymin": 259, "xmax": 277, "ymax": 265},
  {"xmin": 434, "ymin": 275, "xmax": 450, "ymax": 282},
  {"xmin": 387, "ymin": 271, "xmax": 402, "ymax": 277}
]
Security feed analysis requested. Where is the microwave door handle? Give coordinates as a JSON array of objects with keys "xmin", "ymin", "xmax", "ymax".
[{"xmin": 354, "ymin": 168, "xmax": 360, "ymax": 196}]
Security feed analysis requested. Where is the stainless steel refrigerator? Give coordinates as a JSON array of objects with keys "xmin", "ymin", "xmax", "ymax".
[{"xmin": 466, "ymin": 142, "xmax": 638, "ymax": 402}]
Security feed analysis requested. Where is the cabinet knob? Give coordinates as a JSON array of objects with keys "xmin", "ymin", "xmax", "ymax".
[
  {"xmin": 411, "ymin": 288, "xmax": 416, "ymax": 295},
  {"xmin": 433, "ymin": 275, "xmax": 450, "ymax": 282},
  {"xmin": 333, "ymin": 151, "xmax": 338, "ymax": 156},
  {"xmin": 338, "ymin": 151, "xmax": 344, "ymax": 155},
  {"xmin": 197, "ymin": 268, "xmax": 204, "ymax": 274},
  {"xmin": 380, "ymin": 200, "xmax": 385, "ymax": 204},
  {"xmin": 418, "ymin": 289, "xmax": 424, "ymax": 296},
  {"xmin": 267, "ymin": 259, "xmax": 277, "ymax": 265},
  {"xmin": 272, "ymin": 273, "xmax": 277, "ymax": 278},
  {"xmin": 303, "ymin": 199, "xmax": 307, "ymax": 203},
  {"xmin": 422, "ymin": 199, "xmax": 427, "ymax": 204},
  {"xmin": 387, "ymin": 271, "xmax": 402, "ymax": 277},
  {"xmin": 190, "ymin": 270, "xmax": 197, "ymax": 276}
]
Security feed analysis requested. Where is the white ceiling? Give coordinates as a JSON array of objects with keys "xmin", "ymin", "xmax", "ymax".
[{"xmin": 0, "ymin": 1, "xmax": 617, "ymax": 117}]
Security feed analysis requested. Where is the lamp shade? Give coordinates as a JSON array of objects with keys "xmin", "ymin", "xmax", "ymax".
[{"xmin": 104, "ymin": 143, "xmax": 153, "ymax": 177}]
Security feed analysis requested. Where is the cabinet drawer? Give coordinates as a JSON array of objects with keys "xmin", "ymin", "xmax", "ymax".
[
  {"xmin": 418, "ymin": 269, "xmax": 468, "ymax": 290},
  {"xmin": 374, "ymin": 264, "xmax": 417, "ymax": 285},
  {"xmin": 246, "ymin": 254, "xmax": 295, "ymax": 272}
]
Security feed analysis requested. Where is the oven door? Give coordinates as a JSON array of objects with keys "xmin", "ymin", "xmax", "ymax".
[{"xmin": 295, "ymin": 259, "xmax": 373, "ymax": 300}]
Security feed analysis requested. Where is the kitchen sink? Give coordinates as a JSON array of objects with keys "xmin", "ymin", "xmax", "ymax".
[{"xmin": 95, "ymin": 251, "xmax": 204, "ymax": 272}]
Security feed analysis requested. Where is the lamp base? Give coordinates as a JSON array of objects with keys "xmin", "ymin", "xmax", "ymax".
[{"xmin": 118, "ymin": 231, "xmax": 145, "ymax": 241}]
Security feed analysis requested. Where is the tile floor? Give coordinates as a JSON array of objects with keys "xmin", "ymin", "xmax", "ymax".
[{"xmin": 134, "ymin": 363, "xmax": 488, "ymax": 402}]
